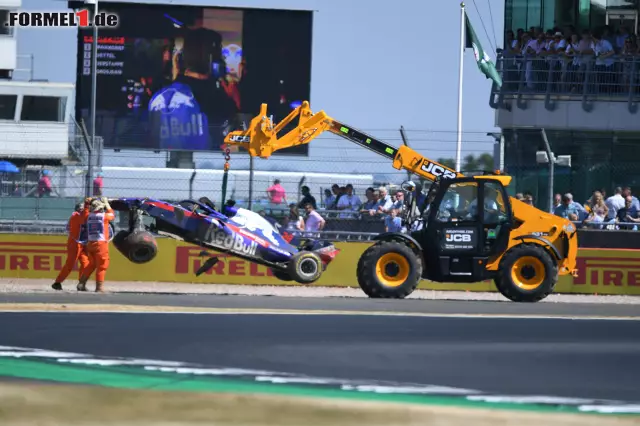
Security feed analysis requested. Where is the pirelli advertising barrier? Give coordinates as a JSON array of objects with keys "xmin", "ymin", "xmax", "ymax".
[{"xmin": 1, "ymin": 234, "xmax": 640, "ymax": 295}]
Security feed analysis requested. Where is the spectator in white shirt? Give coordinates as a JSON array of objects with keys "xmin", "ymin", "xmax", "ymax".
[
  {"xmin": 591, "ymin": 29, "xmax": 616, "ymax": 93},
  {"xmin": 525, "ymin": 32, "xmax": 546, "ymax": 89},
  {"xmin": 605, "ymin": 187, "xmax": 625, "ymax": 220},
  {"xmin": 564, "ymin": 33, "xmax": 582, "ymax": 91},
  {"xmin": 336, "ymin": 183, "xmax": 362, "ymax": 218},
  {"xmin": 376, "ymin": 186, "xmax": 394, "ymax": 214},
  {"xmin": 548, "ymin": 32, "xmax": 567, "ymax": 83}
]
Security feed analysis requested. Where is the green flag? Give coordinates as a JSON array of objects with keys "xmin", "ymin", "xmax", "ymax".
[{"xmin": 464, "ymin": 11, "xmax": 502, "ymax": 88}]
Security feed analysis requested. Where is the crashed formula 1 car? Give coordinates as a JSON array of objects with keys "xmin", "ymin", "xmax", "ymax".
[{"xmin": 108, "ymin": 197, "xmax": 340, "ymax": 283}]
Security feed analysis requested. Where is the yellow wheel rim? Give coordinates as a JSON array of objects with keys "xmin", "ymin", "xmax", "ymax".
[
  {"xmin": 375, "ymin": 253, "xmax": 410, "ymax": 287},
  {"xmin": 510, "ymin": 256, "xmax": 545, "ymax": 290}
]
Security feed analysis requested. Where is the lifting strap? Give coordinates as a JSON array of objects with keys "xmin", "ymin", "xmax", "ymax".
[{"xmin": 221, "ymin": 145, "xmax": 231, "ymax": 207}]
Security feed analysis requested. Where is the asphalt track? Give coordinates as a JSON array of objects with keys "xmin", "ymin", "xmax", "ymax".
[
  {"xmin": 1, "ymin": 291, "xmax": 640, "ymax": 317},
  {"xmin": 0, "ymin": 293, "xmax": 639, "ymax": 403}
]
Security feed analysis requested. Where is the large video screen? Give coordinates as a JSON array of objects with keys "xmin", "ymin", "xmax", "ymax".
[{"xmin": 71, "ymin": 2, "xmax": 313, "ymax": 155}]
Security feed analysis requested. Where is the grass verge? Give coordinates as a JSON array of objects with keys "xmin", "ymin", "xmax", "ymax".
[{"xmin": 0, "ymin": 382, "xmax": 637, "ymax": 426}]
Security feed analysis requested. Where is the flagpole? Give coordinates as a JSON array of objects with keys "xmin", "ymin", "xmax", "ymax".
[{"xmin": 455, "ymin": 2, "xmax": 465, "ymax": 172}]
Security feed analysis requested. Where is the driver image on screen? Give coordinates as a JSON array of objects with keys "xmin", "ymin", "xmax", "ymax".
[{"xmin": 147, "ymin": 19, "xmax": 239, "ymax": 151}]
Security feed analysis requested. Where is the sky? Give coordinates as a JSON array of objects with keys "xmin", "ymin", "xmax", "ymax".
[{"xmin": 14, "ymin": 0, "xmax": 505, "ymax": 180}]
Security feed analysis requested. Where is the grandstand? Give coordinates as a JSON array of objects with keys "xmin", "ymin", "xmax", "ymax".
[{"xmin": 490, "ymin": 1, "xmax": 640, "ymax": 212}]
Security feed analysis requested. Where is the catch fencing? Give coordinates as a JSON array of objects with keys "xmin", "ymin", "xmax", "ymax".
[{"xmin": 494, "ymin": 53, "xmax": 640, "ymax": 102}]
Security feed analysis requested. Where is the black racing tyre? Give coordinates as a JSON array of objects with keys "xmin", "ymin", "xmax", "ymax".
[
  {"xmin": 495, "ymin": 243, "xmax": 558, "ymax": 302},
  {"xmin": 287, "ymin": 251, "xmax": 323, "ymax": 284},
  {"xmin": 271, "ymin": 269, "xmax": 293, "ymax": 282},
  {"xmin": 113, "ymin": 230, "xmax": 158, "ymax": 264},
  {"xmin": 356, "ymin": 242, "xmax": 422, "ymax": 299}
]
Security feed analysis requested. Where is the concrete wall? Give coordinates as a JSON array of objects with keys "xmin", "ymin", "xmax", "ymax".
[{"xmin": 495, "ymin": 98, "xmax": 640, "ymax": 131}]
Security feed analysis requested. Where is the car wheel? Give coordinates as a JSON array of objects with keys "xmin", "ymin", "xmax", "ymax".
[
  {"xmin": 113, "ymin": 230, "xmax": 158, "ymax": 264},
  {"xmin": 287, "ymin": 251, "xmax": 323, "ymax": 284}
]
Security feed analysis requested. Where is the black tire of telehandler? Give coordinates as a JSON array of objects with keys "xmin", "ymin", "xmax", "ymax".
[
  {"xmin": 113, "ymin": 230, "xmax": 158, "ymax": 264},
  {"xmin": 287, "ymin": 251, "xmax": 323, "ymax": 284},
  {"xmin": 356, "ymin": 241, "xmax": 422, "ymax": 299},
  {"xmin": 495, "ymin": 243, "xmax": 558, "ymax": 303}
]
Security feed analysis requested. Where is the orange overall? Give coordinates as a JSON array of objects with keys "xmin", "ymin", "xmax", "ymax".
[
  {"xmin": 80, "ymin": 207, "xmax": 115, "ymax": 287},
  {"xmin": 55, "ymin": 211, "xmax": 90, "ymax": 283}
]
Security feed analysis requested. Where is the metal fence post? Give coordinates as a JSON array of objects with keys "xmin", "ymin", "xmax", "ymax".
[
  {"xmin": 248, "ymin": 156, "xmax": 254, "ymax": 210},
  {"xmin": 541, "ymin": 129, "xmax": 553, "ymax": 213}
]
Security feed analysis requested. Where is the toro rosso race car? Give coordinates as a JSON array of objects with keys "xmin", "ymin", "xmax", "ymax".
[{"xmin": 108, "ymin": 197, "xmax": 340, "ymax": 283}]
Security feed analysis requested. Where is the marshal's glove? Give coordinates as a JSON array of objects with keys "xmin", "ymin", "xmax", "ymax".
[{"xmin": 100, "ymin": 197, "xmax": 111, "ymax": 211}]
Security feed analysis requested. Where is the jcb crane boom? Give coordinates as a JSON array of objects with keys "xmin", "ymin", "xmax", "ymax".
[
  {"xmin": 225, "ymin": 101, "xmax": 472, "ymax": 184},
  {"xmin": 224, "ymin": 101, "xmax": 578, "ymax": 303}
]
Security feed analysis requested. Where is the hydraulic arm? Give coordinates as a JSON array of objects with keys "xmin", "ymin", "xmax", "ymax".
[{"xmin": 224, "ymin": 101, "xmax": 484, "ymax": 184}]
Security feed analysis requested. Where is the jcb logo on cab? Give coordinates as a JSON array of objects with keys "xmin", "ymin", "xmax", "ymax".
[{"xmin": 446, "ymin": 234, "xmax": 471, "ymax": 242}]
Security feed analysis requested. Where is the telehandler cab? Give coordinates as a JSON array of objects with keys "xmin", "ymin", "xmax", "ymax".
[{"xmin": 223, "ymin": 101, "xmax": 579, "ymax": 302}]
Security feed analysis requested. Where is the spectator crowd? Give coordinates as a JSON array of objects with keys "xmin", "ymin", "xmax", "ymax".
[
  {"xmin": 501, "ymin": 24, "xmax": 639, "ymax": 94},
  {"xmin": 265, "ymin": 180, "xmax": 412, "ymax": 236},
  {"xmin": 552, "ymin": 186, "xmax": 640, "ymax": 230}
]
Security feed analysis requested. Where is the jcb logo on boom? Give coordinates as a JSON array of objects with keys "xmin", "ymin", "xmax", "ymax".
[
  {"xmin": 446, "ymin": 234, "xmax": 471, "ymax": 242},
  {"xmin": 229, "ymin": 135, "xmax": 250, "ymax": 143},
  {"xmin": 421, "ymin": 161, "xmax": 457, "ymax": 179}
]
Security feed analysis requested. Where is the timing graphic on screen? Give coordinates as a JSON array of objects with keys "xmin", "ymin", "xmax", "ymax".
[{"xmin": 72, "ymin": 2, "xmax": 313, "ymax": 155}]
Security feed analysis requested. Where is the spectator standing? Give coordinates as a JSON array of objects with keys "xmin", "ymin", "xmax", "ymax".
[
  {"xmin": 616, "ymin": 26, "xmax": 630, "ymax": 52},
  {"xmin": 585, "ymin": 190, "xmax": 609, "ymax": 219},
  {"xmin": 385, "ymin": 209, "xmax": 403, "ymax": 233},
  {"xmin": 297, "ymin": 185, "xmax": 317, "ymax": 210},
  {"xmin": 616, "ymin": 196, "xmax": 639, "ymax": 230},
  {"xmin": 622, "ymin": 187, "xmax": 640, "ymax": 210},
  {"xmin": 591, "ymin": 29, "xmax": 615, "ymax": 93},
  {"xmin": 554, "ymin": 193, "xmax": 586, "ymax": 219},
  {"xmin": 605, "ymin": 187, "xmax": 625, "ymax": 220},
  {"xmin": 390, "ymin": 190, "xmax": 406, "ymax": 213},
  {"xmin": 266, "ymin": 179, "xmax": 286, "ymax": 205},
  {"xmin": 523, "ymin": 193, "xmax": 534, "ymax": 206},
  {"xmin": 285, "ymin": 204, "xmax": 304, "ymax": 231},
  {"xmin": 377, "ymin": 186, "xmax": 394, "ymax": 214},
  {"xmin": 336, "ymin": 184, "xmax": 361, "ymax": 218},
  {"xmin": 360, "ymin": 187, "xmax": 375, "ymax": 209},
  {"xmin": 38, "ymin": 170, "xmax": 53, "ymax": 197},
  {"xmin": 552, "ymin": 193, "xmax": 562, "ymax": 212},
  {"xmin": 323, "ymin": 189, "xmax": 335, "ymax": 209},
  {"xmin": 303, "ymin": 203, "xmax": 325, "ymax": 232},
  {"xmin": 361, "ymin": 189, "xmax": 382, "ymax": 217},
  {"xmin": 524, "ymin": 32, "xmax": 546, "ymax": 89},
  {"xmin": 328, "ymin": 184, "xmax": 341, "ymax": 208},
  {"xmin": 93, "ymin": 172, "xmax": 104, "ymax": 196},
  {"xmin": 583, "ymin": 206, "xmax": 606, "ymax": 229}
]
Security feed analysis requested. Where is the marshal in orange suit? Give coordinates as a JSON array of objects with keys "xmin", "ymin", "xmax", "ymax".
[
  {"xmin": 51, "ymin": 201, "xmax": 91, "ymax": 291},
  {"xmin": 77, "ymin": 197, "xmax": 115, "ymax": 292}
]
